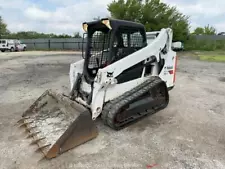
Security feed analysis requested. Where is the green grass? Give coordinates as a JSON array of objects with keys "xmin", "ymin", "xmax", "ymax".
[
  {"xmin": 198, "ymin": 55, "xmax": 225, "ymax": 62},
  {"xmin": 178, "ymin": 50, "xmax": 225, "ymax": 62},
  {"xmin": 195, "ymin": 51, "xmax": 225, "ymax": 62},
  {"xmin": 184, "ymin": 37, "xmax": 225, "ymax": 51}
]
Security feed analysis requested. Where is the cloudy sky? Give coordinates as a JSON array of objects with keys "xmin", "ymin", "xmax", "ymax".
[{"xmin": 0, "ymin": 0, "xmax": 224, "ymax": 35}]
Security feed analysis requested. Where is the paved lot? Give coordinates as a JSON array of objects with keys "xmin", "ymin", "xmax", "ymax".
[{"xmin": 0, "ymin": 51, "xmax": 225, "ymax": 169}]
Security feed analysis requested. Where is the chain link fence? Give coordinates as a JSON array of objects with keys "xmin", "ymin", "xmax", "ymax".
[
  {"xmin": 20, "ymin": 38, "xmax": 87, "ymax": 51},
  {"xmin": 18, "ymin": 35, "xmax": 225, "ymax": 51}
]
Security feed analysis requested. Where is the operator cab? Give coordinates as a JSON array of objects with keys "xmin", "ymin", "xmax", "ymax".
[{"xmin": 82, "ymin": 18, "xmax": 147, "ymax": 83}]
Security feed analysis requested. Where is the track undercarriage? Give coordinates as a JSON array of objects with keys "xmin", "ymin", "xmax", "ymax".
[{"xmin": 101, "ymin": 76, "xmax": 169, "ymax": 130}]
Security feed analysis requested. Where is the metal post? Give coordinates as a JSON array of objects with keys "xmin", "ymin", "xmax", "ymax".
[{"xmin": 48, "ymin": 39, "xmax": 50, "ymax": 50}]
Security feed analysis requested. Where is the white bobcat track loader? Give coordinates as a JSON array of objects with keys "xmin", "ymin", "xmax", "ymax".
[{"xmin": 17, "ymin": 18, "xmax": 177, "ymax": 159}]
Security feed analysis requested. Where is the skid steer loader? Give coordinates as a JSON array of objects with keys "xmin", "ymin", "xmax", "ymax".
[{"xmin": 17, "ymin": 18, "xmax": 177, "ymax": 159}]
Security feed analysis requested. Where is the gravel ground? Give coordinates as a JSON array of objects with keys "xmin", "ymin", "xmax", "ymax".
[{"xmin": 0, "ymin": 51, "xmax": 225, "ymax": 169}]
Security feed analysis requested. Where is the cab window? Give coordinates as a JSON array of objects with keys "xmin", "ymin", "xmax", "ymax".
[{"xmin": 112, "ymin": 27, "xmax": 145, "ymax": 62}]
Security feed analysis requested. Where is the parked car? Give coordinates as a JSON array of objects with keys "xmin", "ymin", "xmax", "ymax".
[
  {"xmin": 172, "ymin": 41, "xmax": 184, "ymax": 51},
  {"xmin": 218, "ymin": 32, "xmax": 225, "ymax": 35},
  {"xmin": 0, "ymin": 39, "xmax": 27, "ymax": 52}
]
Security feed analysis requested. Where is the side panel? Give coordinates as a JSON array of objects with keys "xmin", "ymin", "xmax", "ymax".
[
  {"xmin": 159, "ymin": 50, "xmax": 177, "ymax": 88},
  {"xmin": 104, "ymin": 77, "xmax": 149, "ymax": 102},
  {"xmin": 115, "ymin": 61, "xmax": 144, "ymax": 84},
  {"xmin": 69, "ymin": 59, "xmax": 84, "ymax": 90}
]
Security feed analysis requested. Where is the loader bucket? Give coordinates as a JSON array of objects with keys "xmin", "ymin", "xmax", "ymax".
[{"xmin": 17, "ymin": 89, "xmax": 98, "ymax": 159}]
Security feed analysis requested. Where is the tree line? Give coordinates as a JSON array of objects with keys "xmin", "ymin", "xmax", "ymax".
[
  {"xmin": 6, "ymin": 31, "xmax": 82, "ymax": 39},
  {"xmin": 0, "ymin": 0, "xmax": 221, "ymax": 41},
  {"xmin": 107, "ymin": 0, "xmax": 219, "ymax": 41}
]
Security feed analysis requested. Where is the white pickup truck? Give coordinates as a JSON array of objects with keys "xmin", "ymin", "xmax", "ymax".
[{"xmin": 0, "ymin": 39, "xmax": 27, "ymax": 52}]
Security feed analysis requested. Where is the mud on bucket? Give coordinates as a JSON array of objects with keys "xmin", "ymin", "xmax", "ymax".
[{"xmin": 17, "ymin": 89, "xmax": 98, "ymax": 159}]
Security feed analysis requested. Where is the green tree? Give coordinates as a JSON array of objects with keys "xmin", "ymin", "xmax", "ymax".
[
  {"xmin": 108, "ymin": 0, "xmax": 142, "ymax": 22},
  {"xmin": 192, "ymin": 25, "xmax": 216, "ymax": 35},
  {"xmin": 0, "ymin": 16, "xmax": 10, "ymax": 38},
  {"xmin": 6, "ymin": 31, "xmax": 74, "ymax": 39},
  {"xmin": 204, "ymin": 24, "xmax": 216, "ymax": 35},
  {"xmin": 73, "ymin": 32, "xmax": 82, "ymax": 38},
  {"xmin": 56, "ymin": 33, "xmax": 72, "ymax": 38},
  {"xmin": 193, "ymin": 27, "xmax": 204, "ymax": 35},
  {"xmin": 107, "ymin": 0, "xmax": 190, "ymax": 42}
]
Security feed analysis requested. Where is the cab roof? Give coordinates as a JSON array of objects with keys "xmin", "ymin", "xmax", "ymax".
[{"xmin": 82, "ymin": 18, "xmax": 145, "ymax": 32}]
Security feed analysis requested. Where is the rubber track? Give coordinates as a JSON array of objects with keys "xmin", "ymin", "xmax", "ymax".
[{"xmin": 101, "ymin": 76, "xmax": 169, "ymax": 130}]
